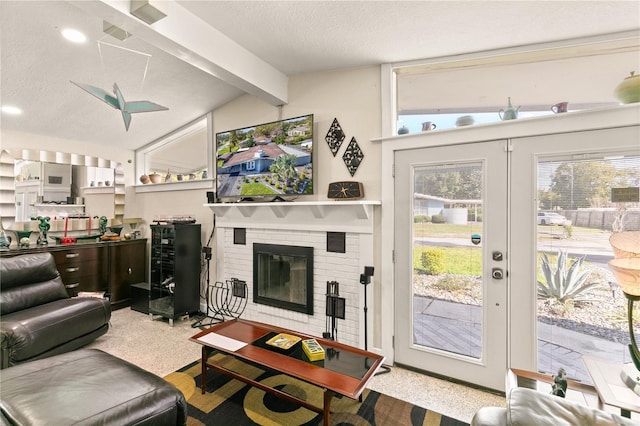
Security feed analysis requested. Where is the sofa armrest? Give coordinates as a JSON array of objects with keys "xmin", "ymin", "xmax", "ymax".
[
  {"xmin": 471, "ymin": 406, "xmax": 508, "ymax": 426},
  {"xmin": 1, "ymin": 321, "xmax": 27, "ymax": 369},
  {"xmin": 508, "ymin": 387, "xmax": 636, "ymax": 426}
]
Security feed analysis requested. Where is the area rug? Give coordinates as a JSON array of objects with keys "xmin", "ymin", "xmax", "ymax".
[{"xmin": 164, "ymin": 353, "xmax": 468, "ymax": 426}]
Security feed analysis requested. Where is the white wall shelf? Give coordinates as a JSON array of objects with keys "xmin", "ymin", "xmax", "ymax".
[
  {"xmin": 82, "ymin": 186, "xmax": 114, "ymax": 194},
  {"xmin": 135, "ymin": 179, "xmax": 214, "ymax": 193},
  {"xmin": 206, "ymin": 200, "xmax": 381, "ymax": 233}
]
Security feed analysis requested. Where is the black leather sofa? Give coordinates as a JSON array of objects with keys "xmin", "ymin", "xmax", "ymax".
[
  {"xmin": 0, "ymin": 252, "xmax": 111, "ymax": 368},
  {"xmin": 0, "ymin": 348, "xmax": 187, "ymax": 425}
]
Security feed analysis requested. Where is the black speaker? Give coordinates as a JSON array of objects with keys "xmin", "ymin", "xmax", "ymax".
[
  {"xmin": 360, "ymin": 266, "xmax": 374, "ymax": 285},
  {"xmin": 234, "ymin": 228, "xmax": 246, "ymax": 245},
  {"xmin": 326, "ymin": 232, "xmax": 346, "ymax": 253},
  {"xmin": 206, "ymin": 191, "xmax": 215, "ymax": 203}
]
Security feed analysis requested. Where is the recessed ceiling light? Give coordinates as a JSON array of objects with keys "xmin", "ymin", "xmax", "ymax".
[
  {"xmin": 1, "ymin": 105, "xmax": 23, "ymax": 115},
  {"xmin": 61, "ymin": 28, "xmax": 87, "ymax": 44}
]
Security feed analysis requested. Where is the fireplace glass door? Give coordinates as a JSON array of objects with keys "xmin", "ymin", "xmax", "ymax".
[{"xmin": 253, "ymin": 243, "xmax": 314, "ymax": 314}]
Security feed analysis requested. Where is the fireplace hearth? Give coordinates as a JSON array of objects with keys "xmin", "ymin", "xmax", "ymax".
[{"xmin": 253, "ymin": 243, "xmax": 314, "ymax": 314}]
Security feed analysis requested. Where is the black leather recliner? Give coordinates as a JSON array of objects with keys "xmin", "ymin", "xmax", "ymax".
[
  {"xmin": 1, "ymin": 348, "xmax": 187, "ymax": 425},
  {"xmin": 0, "ymin": 252, "xmax": 111, "ymax": 368}
]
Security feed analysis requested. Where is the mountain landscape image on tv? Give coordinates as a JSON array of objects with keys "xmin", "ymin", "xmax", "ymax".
[{"xmin": 216, "ymin": 114, "xmax": 313, "ymax": 200}]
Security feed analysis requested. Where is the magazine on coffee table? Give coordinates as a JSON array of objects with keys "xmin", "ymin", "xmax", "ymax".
[{"xmin": 197, "ymin": 332, "xmax": 247, "ymax": 352}]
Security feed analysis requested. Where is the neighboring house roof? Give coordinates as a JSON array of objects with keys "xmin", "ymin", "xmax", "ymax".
[
  {"xmin": 218, "ymin": 152, "xmax": 233, "ymax": 162},
  {"xmin": 222, "ymin": 143, "xmax": 286, "ymax": 168},
  {"xmin": 253, "ymin": 135, "xmax": 271, "ymax": 144},
  {"xmin": 279, "ymin": 144, "xmax": 311, "ymax": 158}
]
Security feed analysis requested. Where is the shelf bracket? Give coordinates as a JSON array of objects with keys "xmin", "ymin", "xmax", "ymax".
[
  {"xmin": 270, "ymin": 205, "xmax": 288, "ymax": 218},
  {"xmin": 309, "ymin": 205, "xmax": 325, "ymax": 219},
  {"xmin": 237, "ymin": 205, "xmax": 257, "ymax": 217}
]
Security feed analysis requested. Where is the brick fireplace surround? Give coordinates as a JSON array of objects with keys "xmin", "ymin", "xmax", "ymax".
[{"xmin": 208, "ymin": 201, "xmax": 379, "ymax": 347}]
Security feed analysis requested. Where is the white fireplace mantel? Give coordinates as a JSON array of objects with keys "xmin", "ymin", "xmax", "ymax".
[{"xmin": 206, "ymin": 200, "xmax": 381, "ymax": 233}]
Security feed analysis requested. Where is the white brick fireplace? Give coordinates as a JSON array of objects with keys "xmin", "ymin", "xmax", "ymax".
[{"xmin": 208, "ymin": 201, "xmax": 379, "ymax": 347}]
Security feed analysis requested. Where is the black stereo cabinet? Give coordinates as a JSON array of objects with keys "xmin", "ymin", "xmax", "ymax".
[{"xmin": 149, "ymin": 223, "xmax": 201, "ymax": 326}]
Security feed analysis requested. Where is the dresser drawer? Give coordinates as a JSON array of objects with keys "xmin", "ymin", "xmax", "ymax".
[
  {"xmin": 56, "ymin": 250, "xmax": 108, "ymax": 295},
  {"xmin": 61, "ymin": 274, "xmax": 106, "ymax": 294},
  {"xmin": 58, "ymin": 258, "xmax": 101, "ymax": 281},
  {"xmin": 52, "ymin": 246, "xmax": 105, "ymax": 265}
]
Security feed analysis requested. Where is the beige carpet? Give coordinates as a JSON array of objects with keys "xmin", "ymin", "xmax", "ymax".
[{"xmin": 86, "ymin": 308, "xmax": 201, "ymax": 377}]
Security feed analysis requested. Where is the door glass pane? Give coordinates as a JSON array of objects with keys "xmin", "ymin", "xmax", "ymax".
[
  {"xmin": 412, "ymin": 161, "xmax": 483, "ymax": 359},
  {"xmin": 536, "ymin": 154, "xmax": 640, "ymax": 383}
]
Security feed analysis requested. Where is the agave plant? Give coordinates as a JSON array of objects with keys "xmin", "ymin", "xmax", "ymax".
[{"xmin": 537, "ymin": 250, "xmax": 599, "ymax": 304}]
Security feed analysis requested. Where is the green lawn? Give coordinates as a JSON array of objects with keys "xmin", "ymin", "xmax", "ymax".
[
  {"xmin": 412, "ymin": 242, "xmax": 600, "ymax": 282},
  {"xmin": 241, "ymin": 182, "xmax": 278, "ymax": 196},
  {"xmin": 413, "ymin": 246, "xmax": 482, "ymax": 275},
  {"xmin": 414, "ymin": 222, "xmax": 606, "ymax": 237}
]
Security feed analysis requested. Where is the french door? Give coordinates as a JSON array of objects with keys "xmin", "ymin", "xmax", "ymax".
[
  {"xmin": 394, "ymin": 139, "xmax": 509, "ymax": 391},
  {"xmin": 393, "ymin": 125, "xmax": 639, "ymax": 391},
  {"xmin": 509, "ymin": 126, "xmax": 640, "ymax": 381}
]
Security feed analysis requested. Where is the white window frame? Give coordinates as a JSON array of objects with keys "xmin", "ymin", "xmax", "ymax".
[
  {"xmin": 381, "ymin": 30, "xmax": 639, "ymax": 138},
  {"xmin": 134, "ymin": 112, "xmax": 214, "ymax": 192}
]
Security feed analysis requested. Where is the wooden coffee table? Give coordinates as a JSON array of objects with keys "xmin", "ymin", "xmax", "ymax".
[{"xmin": 190, "ymin": 319, "xmax": 385, "ymax": 426}]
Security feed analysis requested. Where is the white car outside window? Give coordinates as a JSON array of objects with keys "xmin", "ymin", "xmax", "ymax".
[{"xmin": 537, "ymin": 212, "xmax": 570, "ymax": 226}]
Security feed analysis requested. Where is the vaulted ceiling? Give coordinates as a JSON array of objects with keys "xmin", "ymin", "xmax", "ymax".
[{"xmin": 1, "ymin": 1, "xmax": 638, "ymax": 151}]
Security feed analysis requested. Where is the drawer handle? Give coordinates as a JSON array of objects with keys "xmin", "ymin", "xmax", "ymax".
[
  {"xmin": 66, "ymin": 267, "xmax": 80, "ymax": 273},
  {"xmin": 66, "ymin": 283, "xmax": 80, "ymax": 289},
  {"xmin": 128, "ymin": 267, "xmax": 132, "ymax": 275},
  {"xmin": 66, "ymin": 253, "xmax": 80, "ymax": 258}
]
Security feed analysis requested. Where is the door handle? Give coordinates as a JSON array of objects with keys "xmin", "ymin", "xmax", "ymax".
[{"xmin": 492, "ymin": 268, "xmax": 504, "ymax": 280}]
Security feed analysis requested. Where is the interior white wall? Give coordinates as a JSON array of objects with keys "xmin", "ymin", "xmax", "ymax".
[{"xmin": 212, "ymin": 66, "xmax": 383, "ymax": 200}]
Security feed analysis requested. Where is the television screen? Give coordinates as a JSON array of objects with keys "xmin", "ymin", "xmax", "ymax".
[{"xmin": 215, "ymin": 114, "xmax": 313, "ymax": 201}]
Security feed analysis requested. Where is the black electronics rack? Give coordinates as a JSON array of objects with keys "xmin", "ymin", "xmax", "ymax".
[{"xmin": 149, "ymin": 222, "xmax": 201, "ymax": 325}]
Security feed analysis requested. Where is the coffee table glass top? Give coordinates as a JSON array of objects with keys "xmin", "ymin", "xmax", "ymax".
[{"xmin": 252, "ymin": 331, "xmax": 378, "ymax": 380}]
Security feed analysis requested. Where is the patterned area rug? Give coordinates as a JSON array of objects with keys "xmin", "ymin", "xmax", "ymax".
[{"xmin": 164, "ymin": 353, "xmax": 468, "ymax": 426}]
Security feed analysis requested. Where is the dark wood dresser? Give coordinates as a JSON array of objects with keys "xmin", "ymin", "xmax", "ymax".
[{"xmin": 0, "ymin": 239, "xmax": 147, "ymax": 310}]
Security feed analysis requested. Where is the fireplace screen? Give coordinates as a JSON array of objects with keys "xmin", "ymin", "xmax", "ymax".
[{"xmin": 253, "ymin": 243, "xmax": 314, "ymax": 314}]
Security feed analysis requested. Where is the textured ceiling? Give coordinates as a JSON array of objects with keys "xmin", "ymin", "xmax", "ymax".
[{"xmin": 1, "ymin": 1, "xmax": 639, "ymax": 152}]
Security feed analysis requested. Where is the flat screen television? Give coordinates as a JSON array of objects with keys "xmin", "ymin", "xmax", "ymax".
[{"xmin": 215, "ymin": 114, "xmax": 313, "ymax": 201}]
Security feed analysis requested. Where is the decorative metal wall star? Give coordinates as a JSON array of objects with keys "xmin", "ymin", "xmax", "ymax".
[{"xmin": 71, "ymin": 81, "xmax": 168, "ymax": 131}]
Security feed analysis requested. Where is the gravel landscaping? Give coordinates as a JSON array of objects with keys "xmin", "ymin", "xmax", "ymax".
[{"xmin": 413, "ymin": 264, "xmax": 631, "ymax": 345}]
